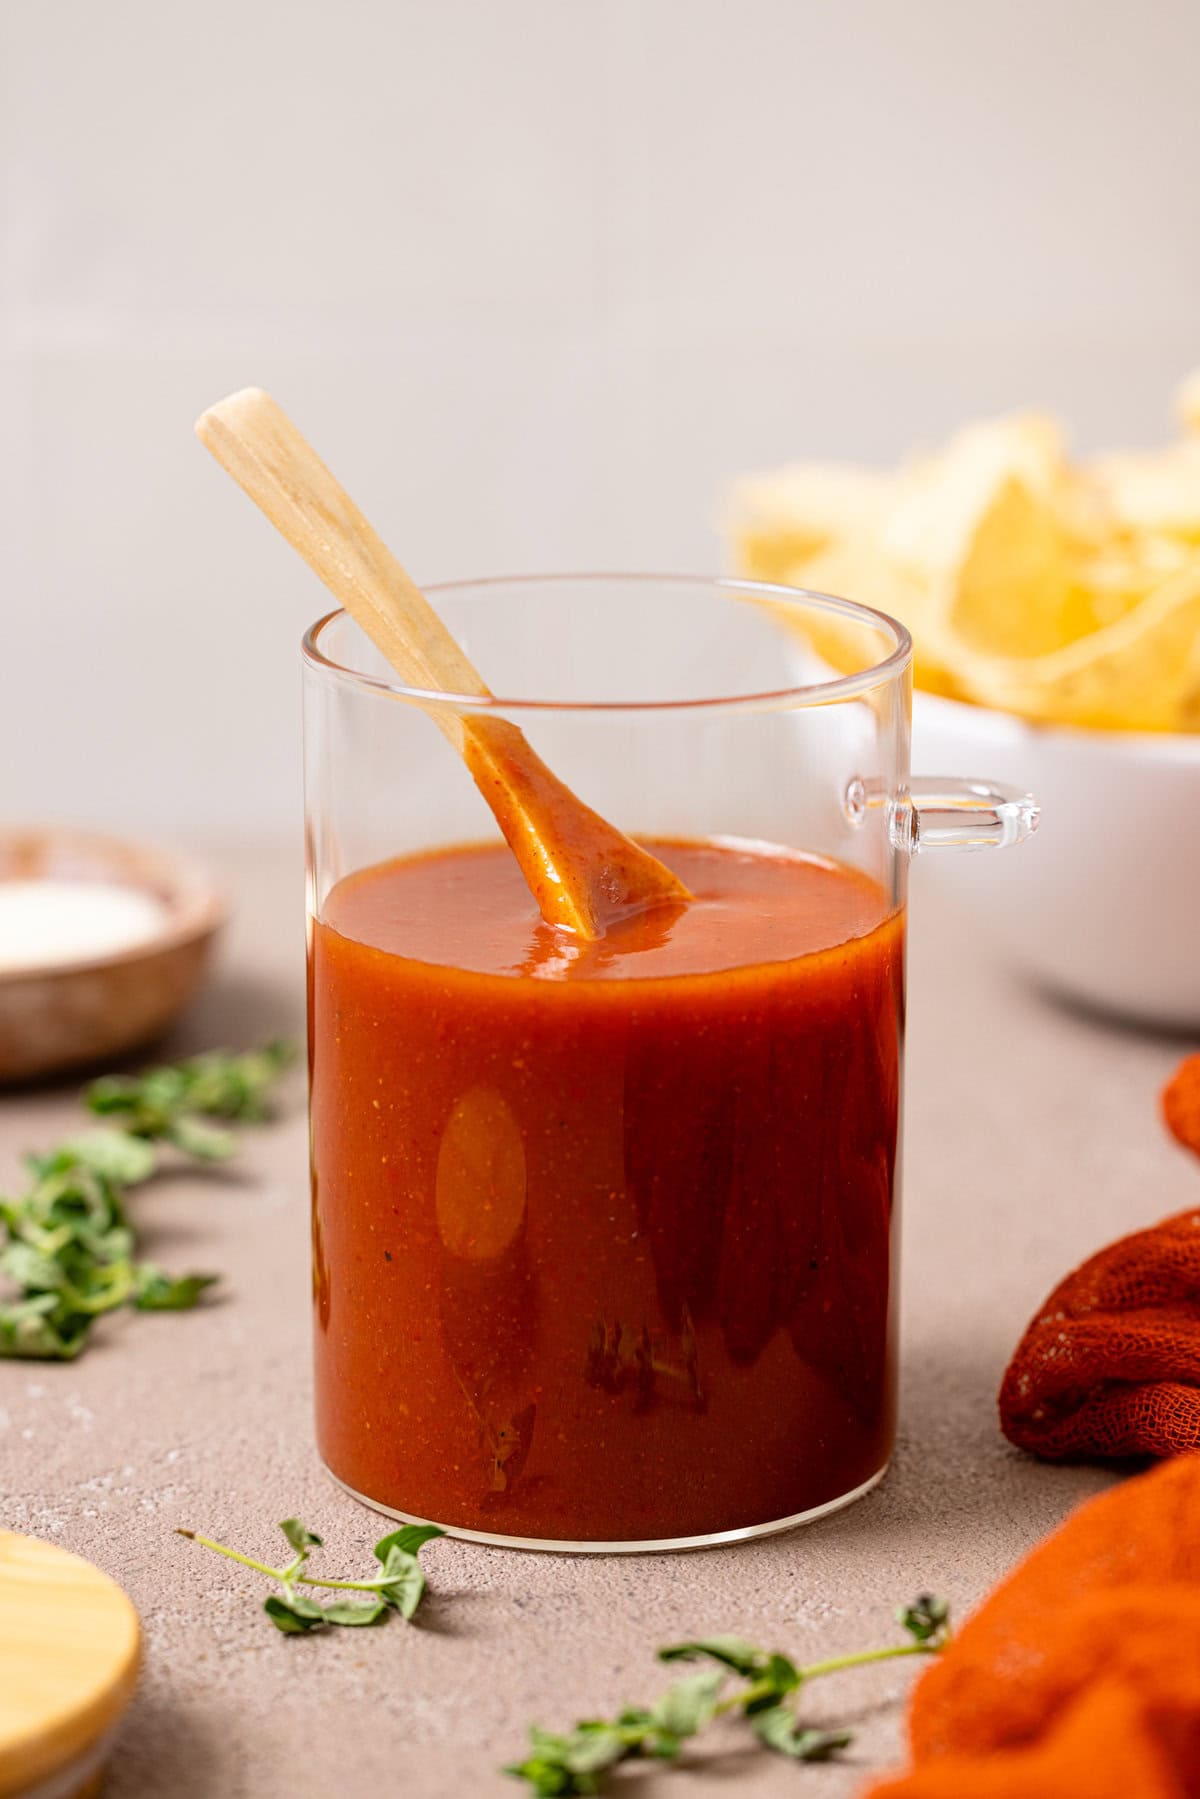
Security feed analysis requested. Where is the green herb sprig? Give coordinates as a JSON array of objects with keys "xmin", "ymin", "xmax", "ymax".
[
  {"xmin": 177, "ymin": 1517, "xmax": 446, "ymax": 1632},
  {"xmin": 87, "ymin": 1040, "xmax": 294, "ymax": 1153},
  {"xmin": 0, "ymin": 1042, "xmax": 293, "ymax": 1360},
  {"xmin": 506, "ymin": 1595, "xmax": 951, "ymax": 1795}
]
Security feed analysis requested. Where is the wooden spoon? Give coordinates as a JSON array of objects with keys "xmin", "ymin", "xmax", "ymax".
[{"xmin": 196, "ymin": 390, "xmax": 689, "ymax": 939}]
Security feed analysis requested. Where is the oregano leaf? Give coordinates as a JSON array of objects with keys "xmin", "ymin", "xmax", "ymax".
[
  {"xmin": 280, "ymin": 1518, "xmax": 323, "ymax": 1553},
  {"xmin": 264, "ymin": 1591, "xmax": 327, "ymax": 1634},
  {"xmin": 374, "ymin": 1523, "xmax": 446, "ymax": 1563},
  {"xmin": 752, "ymin": 1707, "xmax": 854, "ymax": 1761},
  {"xmin": 659, "ymin": 1636, "xmax": 762, "ymax": 1677},
  {"xmin": 321, "ymin": 1596, "xmax": 389, "ymax": 1626},
  {"xmin": 648, "ymin": 1669, "xmax": 724, "ymax": 1740}
]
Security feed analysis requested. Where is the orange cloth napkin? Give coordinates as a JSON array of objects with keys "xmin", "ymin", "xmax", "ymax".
[
  {"xmin": 998, "ymin": 1053, "xmax": 1200, "ymax": 1462},
  {"xmin": 998, "ymin": 1206, "xmax": 1200, "ymax": 1459},
  {"xmin": 1164, "ymin": 1052, "xmax": 1200, "ymax": 1159},
  {"xmin": 862, "ymin": 1057, "xmax": 1200, "ymax": 1795},
  {"xmin": 863, "ymin": 1453, "xmax": 1200, "ymax": 1799}
]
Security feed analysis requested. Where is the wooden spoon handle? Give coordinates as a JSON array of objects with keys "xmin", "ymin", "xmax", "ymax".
[
  {"xmin": 197, "ymin": 388, "xmax": 482, "ymax": 746},
  {"xmin": 196, "ymin": 389, "xmax": 690, "ymax": 939}
]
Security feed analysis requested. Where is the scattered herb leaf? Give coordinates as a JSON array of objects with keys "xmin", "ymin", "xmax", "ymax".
[
  {"xmin": 374, "ymin": 1523, "xmax": 445, "ymax": 1559},
  {"xmin": 264, "ymin": 1591, "xmax": 328, "ymax": 1634},
  {"xmin": 177, "ymin": 1516, "xmax": 446, "ymax": 1634},
  {"xmin": 0, "ymin": 1042, "xmax": 293, "ymax": 1360},
  {"xmin": 320, "ymin": 1596, "xmax": 391, "ymax": 1626},
  {"xmin": 655, "ymin": 1637, "xmax": 738, "ymax": 1674},
  {"xmin": 281, "ymin": 1518, "xmax": 324, "ymax": 1553},
  {"xmin": 648, "ymin": 1668, "xmax": 724, "ymax": 1741},
  {"xmin": 506, "ymin": 1595, "xmax": 952, "ymax": 1793},
  {"xmin": 897, "ymin": 1592, "xmax": 951, "ymax": 1644},
  {"xmin": 87, "ymin": 1041, "xmax": 293, "ymax": 1131},
  {"xmin": 751, "ymin": 1708, "xmax": 853, "ymax": 1760},
  {"xmin": 49, "ymin": 1128, "xmax": 159, "ymax": 1186},
  {"xmin": 166, "ymin": 1115, "xmax": 237, "ymax": 1161},
  {"xmin": 374, "ymin": 1543, "xmax": 426, "ymax": 1620},
  {"xmin": 133, "ymin": 1268, "xmax": 220, "ymax": 1311}
]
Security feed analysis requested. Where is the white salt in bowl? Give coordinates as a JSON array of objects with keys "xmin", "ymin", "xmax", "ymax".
[
  {"xmin": 0, "ymin": 829, "xmax": 226, "ymax": 1082},
  {"xmin": 912, "ymin": 692, "xmax": 1200, "ymax": 1029}
]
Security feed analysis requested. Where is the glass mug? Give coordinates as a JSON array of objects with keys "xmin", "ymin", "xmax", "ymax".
[{"xmin": 303, "ymin": 576, "xmax": 1037, "ymax": 1552}]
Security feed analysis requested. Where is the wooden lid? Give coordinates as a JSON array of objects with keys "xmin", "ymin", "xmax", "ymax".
[{"xmin": 0, "ymin": 1531, "xmax": 140, "ymax": 1798}]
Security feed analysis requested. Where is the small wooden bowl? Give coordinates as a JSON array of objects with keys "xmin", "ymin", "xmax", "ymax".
[{"xmin": 0, "ymin": 829, "xmax": 226, "ymax": 1084}]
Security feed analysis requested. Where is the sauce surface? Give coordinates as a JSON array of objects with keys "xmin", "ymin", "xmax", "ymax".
[
  {"xmin": 322, "ymin": 837, "xmax": 889, "ymax": 983},
  {"xmin": 310, "ymin": 839, "xmax": 904, "ymax": 1543}
]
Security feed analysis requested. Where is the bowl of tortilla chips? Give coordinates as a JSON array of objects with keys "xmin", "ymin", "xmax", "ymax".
[{"xmin": 727, "ymin": 374, "xmax": 1200, "ymax": 1026}]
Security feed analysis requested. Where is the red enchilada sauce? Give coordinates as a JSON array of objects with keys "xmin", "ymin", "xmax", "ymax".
[{"xmin": 310, "ymin": 838, "xmax": 903, "ymax": 1543}]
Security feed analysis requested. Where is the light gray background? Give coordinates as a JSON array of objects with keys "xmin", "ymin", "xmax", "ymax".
[{"xmin": 3, "ymin": 0, "xmax": 1199, "ymax": 837}]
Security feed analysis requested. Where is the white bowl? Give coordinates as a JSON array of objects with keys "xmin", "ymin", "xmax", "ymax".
[{"xmin": 912, "ymin": 691, "xmax": 1200, "ymax": 1029}]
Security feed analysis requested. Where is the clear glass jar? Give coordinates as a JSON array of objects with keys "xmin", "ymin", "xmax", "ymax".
[{"xmin": 303, "ymin": 575, "xmax": 1037, "ymax": 1551}]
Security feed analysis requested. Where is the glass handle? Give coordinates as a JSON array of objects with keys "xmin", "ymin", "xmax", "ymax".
[{"xmin": 888, "ymin": 778, "xmax": 1040, "ymax": 854}]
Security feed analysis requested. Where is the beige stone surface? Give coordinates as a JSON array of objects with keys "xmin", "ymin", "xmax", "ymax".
[{"xmin": 3, "ymin": 845, "xmax": 1195, "ymax": 1797}]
